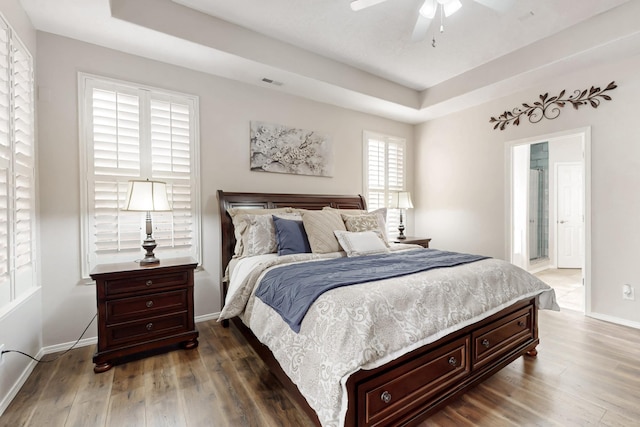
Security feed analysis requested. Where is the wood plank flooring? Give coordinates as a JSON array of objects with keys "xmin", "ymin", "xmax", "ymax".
[{"xmin": 2, "ymin": 309, "xmax": 639, "ymax": 426}]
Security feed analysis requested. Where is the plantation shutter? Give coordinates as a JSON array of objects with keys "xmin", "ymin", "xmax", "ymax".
[
  {"xmin": 11, "ymin": 36, "xmax": 35, "ymax": 296},
  {"xmin": 0, "ymin": 20, "xmax": 10, "ymax": 306},
  {"xmin": 81, "ymin": 74, "xmax": 200, "ymax": 276},
  {"xmin": 0, "ymin": 16, "xmax": 36, "ymax": 309},
  {"xmin": 364, "ymin": 132, "xmax": 407, "ymax": 238},
  {"xmin": 150, "ymin": 99, "xmax": 193, "ymax": 250}
]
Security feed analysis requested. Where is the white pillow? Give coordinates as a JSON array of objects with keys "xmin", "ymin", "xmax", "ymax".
[{"xmin": 334, "ymin": 230, "xmax": 390, "ymax": 257}]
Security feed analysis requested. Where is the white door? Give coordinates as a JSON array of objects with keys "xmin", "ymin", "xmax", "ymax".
[{"xmin": 557, "ymin": 163, "xmax": 583, "ymax": 268}]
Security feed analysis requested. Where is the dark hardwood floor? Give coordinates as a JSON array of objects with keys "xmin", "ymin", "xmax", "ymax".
[{"xmin": 2, "ymin": 309, "xmax": 639, "ymax": 426}]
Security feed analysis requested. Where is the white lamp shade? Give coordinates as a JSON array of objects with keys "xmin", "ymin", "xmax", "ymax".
[
  {"xmin": 123, "ymin": 180, "xmax": 171, "ymax": 212},
  {"xmin": 391, "ymin": 191, "xmax": 414, "ymax": 209}
]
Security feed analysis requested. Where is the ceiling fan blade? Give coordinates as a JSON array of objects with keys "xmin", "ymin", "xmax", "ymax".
[
  {"xmin": 350, "ymin": 0, "xmax": 389, "ymax": 11},
  {"xmin": 473, "ymin": 0, "xmax": 514, "ymax": 13},
  {"xmin": 411, "ymin": 14, "xmax": 432, "ymax": 42}
]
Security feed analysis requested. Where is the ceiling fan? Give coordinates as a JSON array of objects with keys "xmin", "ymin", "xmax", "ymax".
[{"xmin": 350, "ymin": 0, "xmax": 514, "ymax": 43}]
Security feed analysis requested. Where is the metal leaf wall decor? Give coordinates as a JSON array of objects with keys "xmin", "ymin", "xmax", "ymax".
[{"xmin": 489, "ymin": 81, "xmax": 617, "ymax": 131}]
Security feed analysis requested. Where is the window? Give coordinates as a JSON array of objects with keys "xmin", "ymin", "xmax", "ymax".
[
  {"xmin": 0, "ymin": 15, "xmax": 36, "ymax": 310},
  {"xmin": 79, "ymin": 74, "xmax": 200, "ymax": 277},
  {"xmin": 363, "ymin": 131, "xmax": 407, "ymax": 239}
]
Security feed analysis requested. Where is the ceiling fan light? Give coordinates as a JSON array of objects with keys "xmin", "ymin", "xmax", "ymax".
[
  {"xmin": 419, "ymin": 0, "xmax": 437, "ymax": 19},
  {"xmin": 443, "ymin": 0, "xmax": 462, "ymax": 16}
]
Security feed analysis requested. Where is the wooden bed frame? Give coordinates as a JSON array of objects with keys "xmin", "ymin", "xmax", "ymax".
[{"xmin": 217, "ymin": 190, "xmax": 539, "ymax": 427}]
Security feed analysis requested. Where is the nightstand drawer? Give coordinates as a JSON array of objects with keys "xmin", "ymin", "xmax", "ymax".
[
  {"xmin": 106, "ymin": 312, "xmax": 189, "ymax": 346},
  {"xmin": 104, "ymin": 271, "xmax": 189, "ymax": 296},
  {"xmin": 106, "ymin": 290, "xmax": 188, "ymax": 324}
]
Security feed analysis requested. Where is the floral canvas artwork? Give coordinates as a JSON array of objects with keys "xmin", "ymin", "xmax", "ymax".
[{"xmin": 250, "ymin": 121, "xmax": 333, "ymax": 177}]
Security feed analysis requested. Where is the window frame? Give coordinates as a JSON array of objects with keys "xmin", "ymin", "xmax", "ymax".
[
  {"xmin": 362, "ymin": 130, "xmax": 408, "ymax": 239},
  {"xmin": 78, "ymin": 73, "xmax": 201, "ymax": 278}
]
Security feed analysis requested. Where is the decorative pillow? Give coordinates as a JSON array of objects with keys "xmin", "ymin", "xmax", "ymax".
[
  {"xmin": 341, "ymin": 212, "xmax": 389, "ymax": 246},
  {"xmin": 323, "ymin": 207, "xmax": 387, "ymax": 231},
  {"xmin": 227, "ymin": 207, "xmax": 293, "ymax": 257},
  {"xmin": 273, "ymin": 216, "xmax": 311, "ymax": 255},
  {"xmin": 322, "ymin": 207, "xmax": 365, "ymax": 214},
  {"xmin": 334, "ymin": 230, "xmax": 390, "ymax": 257},
  {"xmin": 301, "ymin": 210, "xmax": 347, "ymax": 254},
  {"xmin": 244, "ymin": 212, "xmax": 302, "ymax": 256}
]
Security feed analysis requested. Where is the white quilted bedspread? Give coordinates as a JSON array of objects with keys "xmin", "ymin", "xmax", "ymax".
[{"xmin": 219, "ymin": 250, "xmax": 559, "ymax": 427}]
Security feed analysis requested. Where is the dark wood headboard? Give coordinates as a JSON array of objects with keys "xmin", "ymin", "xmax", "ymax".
[{"xmin": 217, "ymin": 190, "xmax": 367, "ymax": 283}]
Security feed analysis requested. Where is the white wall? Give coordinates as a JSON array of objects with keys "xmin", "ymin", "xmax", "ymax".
[
  {"xmin": 415, "ymin": 52, "xmax": 640, "ymax": 325},
  {"xmin": 36, "ymin": 32, "xmax": 414, "ymax": 347},
  {"xmin": 0, "ymin": 0, "xmax": 41, "ymax": 415}
]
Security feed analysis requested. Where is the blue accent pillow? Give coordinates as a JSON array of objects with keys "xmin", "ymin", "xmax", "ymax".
[{"xmin": 273, "ymin": 216, "xmax": 312, "ymax": 255}]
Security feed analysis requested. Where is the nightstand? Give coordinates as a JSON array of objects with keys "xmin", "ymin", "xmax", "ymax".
[
  {"xmin": 393, "ymin": 236, "xmax": 431, "ymax": 248},
  {"xmin": 90, "ymin": 257, "xmax": 199, "ymax": 373}
]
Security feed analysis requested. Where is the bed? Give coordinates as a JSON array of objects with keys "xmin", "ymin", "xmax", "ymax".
[{"xmin": 217, "ymin": 190, "xmax": 558, "ymax": 427}]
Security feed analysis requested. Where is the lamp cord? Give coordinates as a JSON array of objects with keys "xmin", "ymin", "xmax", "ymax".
[{"xmin": 1, "ymin": 313, "xmax": 97, "ymax": 364}]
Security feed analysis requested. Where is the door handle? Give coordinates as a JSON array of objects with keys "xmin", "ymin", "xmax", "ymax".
[{"xmin": 559, "ymin": 220, "xmax": 567, "ymax": 224}]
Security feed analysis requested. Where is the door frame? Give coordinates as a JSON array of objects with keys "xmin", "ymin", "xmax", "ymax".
[{"xmin": 505, "ymin": 127, "xmax": 591, "ymax": 314}]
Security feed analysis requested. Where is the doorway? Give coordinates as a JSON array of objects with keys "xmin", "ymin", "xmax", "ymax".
[{"xmin": 506, "ymin": 128, "xmax": 590, "ymax": 313}]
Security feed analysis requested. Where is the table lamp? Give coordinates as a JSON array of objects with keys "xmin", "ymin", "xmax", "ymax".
[
  {"xmin": 391, "ymin": 191, "xmax": 413, "ymax": 240},
  {"xmin": 122, "ymin": 179, "xmax": 171, "ymax": 265}
]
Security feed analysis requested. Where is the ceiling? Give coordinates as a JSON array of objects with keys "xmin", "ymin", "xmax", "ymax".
[{"xmin": 19, "ymin": 0, "xmax": 640, "ymax": 123}]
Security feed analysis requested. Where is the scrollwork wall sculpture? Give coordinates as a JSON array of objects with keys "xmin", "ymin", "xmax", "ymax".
[{"xmin": 489, "ymin": 81, "xmax": 617, "ymax": 130}]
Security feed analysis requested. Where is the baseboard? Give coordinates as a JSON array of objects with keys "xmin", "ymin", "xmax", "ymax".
[
  {"xmin": 42, "ymin": 336, "xmax": 97, "ymax": 354},
  {"xmin": 587, "ymin": 312, "xmax": 640, "ymax": 330},
  {"xmin": 195, "ymin": 311, "xmax": 220, "ymax": 323},
  {"xmin": 0, "ymin": 348, "xmax": 44, "ymax": 416}
]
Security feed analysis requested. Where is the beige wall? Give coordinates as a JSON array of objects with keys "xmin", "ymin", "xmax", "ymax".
[
  {"xmin": 415, "ymin": 52, "xmax": 640, "ymax": 325},
  {"xmin": 35, "ymin": 32, "xmax": 414, "ymax": 347}
]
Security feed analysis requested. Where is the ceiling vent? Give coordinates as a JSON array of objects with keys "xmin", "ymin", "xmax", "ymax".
[{"xmin": 261, "ymin": 78, "xmax": 283, "ymax": 86}]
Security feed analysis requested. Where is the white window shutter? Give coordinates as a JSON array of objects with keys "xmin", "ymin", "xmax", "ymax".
[
  {"xmin": 0, "ymin": 20, "xmax": 10, "ymax": 307},
  {"xmin": 81, "ymin": 74, "xmax": 200, "ymax": 274},
  {"xmin": 364, "ymin": 132, "xmax": 407, "ymax": 239},
  {"xmin": 150, "ymin": 99, "xmax": 194, "ymax": 251},
  {"xmin": 0, "ymin": 17, "xmax": 36, "ymax": 308}
]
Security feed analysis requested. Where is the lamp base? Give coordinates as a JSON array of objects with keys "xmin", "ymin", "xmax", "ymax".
[
  {"xmin": 140, "ymin": 237, "xmax": 159, "ymax": 265},
  {"xmin": 397, "ymin": 223, "xmax": 406, "ymax": 240}
]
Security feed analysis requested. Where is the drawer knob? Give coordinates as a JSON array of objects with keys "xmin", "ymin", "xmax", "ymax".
[
  {"xmin": 482, "ymin": 339, "xmax": 490, "ymax": 348},
  {"xmin": 146, "ymin": 300, "xmax": 154, "ymax": 308},
  {"xmin": 518, "ymin": 320, "xmax": 526, "ymax": 328},
  {"xmin": 380, "ymin": 391, "xmax": 392, "ymax": 404},
  {"xmin": 448, "ymin": 356, "xmax": 457, "ymax": 367},
  {"xmin": 146, "ymin": 280, "xmax": 153, "ymax": 286},
  {"xmin": 146, "ymin": 322, "xmax": 153, "ymax": 331}
]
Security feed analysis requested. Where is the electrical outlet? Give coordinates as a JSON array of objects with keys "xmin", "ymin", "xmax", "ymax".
[
  {"xmin": 0, "ymin": 343, "xmax": 4, "ymax": 366},
  {"xmin": 623, "ymin": 284, "xmax": 635, "ymax": 301}
]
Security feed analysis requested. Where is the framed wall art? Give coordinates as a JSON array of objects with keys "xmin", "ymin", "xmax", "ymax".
[{"xmin": 250, "ymin": 121, "xmax": 333, "ymax": 177}]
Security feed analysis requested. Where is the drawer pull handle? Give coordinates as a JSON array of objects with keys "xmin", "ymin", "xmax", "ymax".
[
  {"xmin": 146, "ymin": 300, "xmax": 154, "ymax": 308},
  {"xmin": 146, "ymin": 280, "xmax": 153, "ymax": 286},
  {"xmin": 518, "ymin": 320, "xmax": 526, "ymax": 327},
  {"xmin": 482, "ymin": 339, "xmax": 490, "ymax": 348},
  {"xmin": 448, "ymin": 356, "xmax": 457, "ymax": 367},
  {"xmin": 146, "ymin": 322, "xmax": 153, "ymax": 331},
  {"xmin": 380, "ymin": 391, "xmax": 392, "ymax": 404}
]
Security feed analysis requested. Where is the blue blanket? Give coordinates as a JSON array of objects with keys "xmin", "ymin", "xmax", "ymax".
[{"xmin": 255, "ymin": 249, "xmax": 490, "ymax": 332}]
